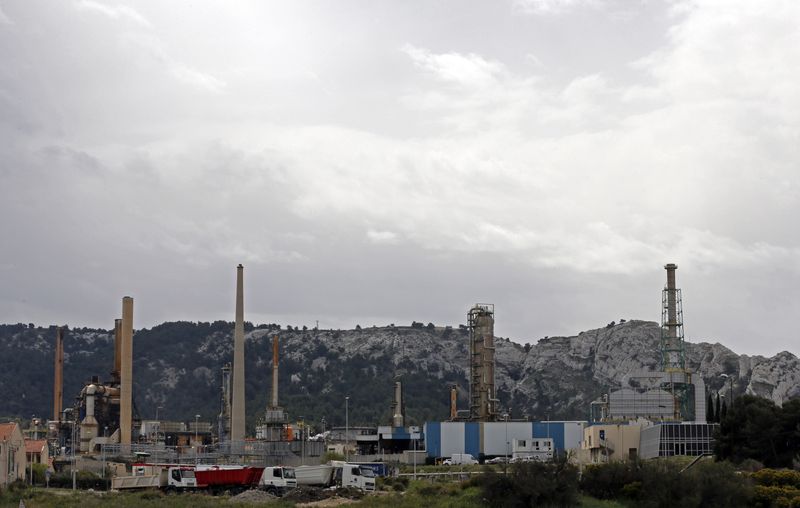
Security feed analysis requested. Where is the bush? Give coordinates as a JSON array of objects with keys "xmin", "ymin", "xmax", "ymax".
[
  {"xmin": 753, "ymin": 469, "xmax": 800, "ymax": 489},
  {"xmin": 580, "ymin": 460, "xmax": 751, "ymax": 508},
  {"xmin": 471, "ymin": 460, "xmax": 579, "ymax": 507},
  {"xmin": 752, "ymin": 485, "xmax": 800, "ymax": 508}
]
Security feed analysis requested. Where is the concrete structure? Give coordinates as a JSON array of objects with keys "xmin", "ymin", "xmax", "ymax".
[
  {"xmin": 639, "ymin": 422, "xmax": 717, "ymax": 459},
  {"xmin": 24, "ymin": 439, "xmax": 48, "ymax": 466},
  {"xmin": 231, "ymin": 264, "xmax": 246, "ymax": 442},
  {"xmin": 53, "ymin": 327, "xmax": 64, "ymax": 425},
  {"xmin": 425, "ymin": 421, "xmax": 586, "ymax": 459},
  {"xmin": 581, "ymin": 423, "xmax": 646, "ymax": 464},
  {"xmin": 0, "ymin": 423, "xmax": 27, "ymax": 486},
  {"xmin": 120, "ymin": 296, "xmax": 134, "ymax": 445},
  {"xmin": 468, "ymin": 304, "xmax": 498, "ymax": 421}
]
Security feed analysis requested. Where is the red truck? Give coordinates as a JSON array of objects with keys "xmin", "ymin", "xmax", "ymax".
[{"xmin": 194, "ymin": 464, "xmax": 265, "ymax": 494}]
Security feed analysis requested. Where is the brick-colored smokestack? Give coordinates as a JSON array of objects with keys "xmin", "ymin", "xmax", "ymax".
[
  {"xmin": 53, "ymin": 327, "xmax": 64, "ymax": 423},
  {"xmin": 120, "ymin": 296, "xmax": 134, "ymax": 445},
  {"xmin": 231, "ymin": 265, "xmax": 246, "ymax": 442}
]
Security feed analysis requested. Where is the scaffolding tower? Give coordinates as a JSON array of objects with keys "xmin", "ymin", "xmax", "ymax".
[{"xmin": 468, "ymin": 304, "xmax": 498, "ymax": 422}]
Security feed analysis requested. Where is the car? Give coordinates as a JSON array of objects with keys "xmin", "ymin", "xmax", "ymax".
[{"xmin": 486, "ymin": 456, "xmax": 509, "ymax": 464}]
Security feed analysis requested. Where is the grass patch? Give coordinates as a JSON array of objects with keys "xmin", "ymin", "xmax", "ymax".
[
  {"xmin": 354, "ymin": 481, "xmax": 483, "ymax": 508},
  {"xmin": 578, "ymin": 494, "xmax": 627, "ymax": 508},
  {"xmin": 0, "ymin": 487, "xmax": 297, "ymax": 508}
]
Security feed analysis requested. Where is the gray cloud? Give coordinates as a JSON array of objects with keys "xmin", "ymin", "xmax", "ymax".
[{"xmin": 1, "ymin": 0, "xmax": 799, "ymax": 356}]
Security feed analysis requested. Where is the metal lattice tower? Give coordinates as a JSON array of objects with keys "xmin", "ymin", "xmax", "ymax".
[
  {"xmin": 661, "ymin": 264, "xmax": 686, "ymax": 373},
  {"xmin": 468, "ymin": 304, "xmax": 498, "ymax": 422}
]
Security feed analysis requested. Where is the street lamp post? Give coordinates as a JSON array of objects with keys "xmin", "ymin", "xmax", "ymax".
[
  {"xmin": 412, "ymin": 433, "xmax": 417, "ymax": 480},
  {"xmin": 194, "ymin": 414, "xmax": 201, "ymax": 464},
  {"xmin": 300, "ymin": 416, "xmax": 305, "ymax": 465},
  {"xmin": 345, "ymin": 396, "xmax": 350, "ymax": 461},
  {"xmin": 503, "ymin": 413, "xmax": 510, "ymax": 464},
  {"xmin": 71, "ymin": 421, "xmax": 76, "ymax": 490},
  {"xmin": 102, "ymin": 426, "xmax": 108, "ymax": 479}
]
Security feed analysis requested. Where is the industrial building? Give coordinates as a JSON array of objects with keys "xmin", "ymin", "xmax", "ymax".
[
  {"xmin": 581, "ymin": 422, "xmax": 646, "ymax": 463},
  {"xmin": 592, "ymin": 264, "xmax": 706, "ymax": 425},
  {"xmin": 424, "ymin": 421, "xmax": 585, "ymax": 459},
  {"xmin": 639, "ymin": 422, "xmax": 718, "ymax": 459}
]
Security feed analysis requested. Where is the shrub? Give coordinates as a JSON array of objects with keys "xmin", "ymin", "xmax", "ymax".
[
  {"xmin": 753, "ymin": 469, "xmax": 800, "ymax": 489},
  {"xmin": 472, "ymin": 460, "xmax": 579, "ymax": 507}
]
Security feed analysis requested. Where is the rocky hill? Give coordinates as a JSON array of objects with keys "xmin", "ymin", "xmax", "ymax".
[{"xmin": 0, "ymin": 320, "xmax": 797, "ymax": 431}]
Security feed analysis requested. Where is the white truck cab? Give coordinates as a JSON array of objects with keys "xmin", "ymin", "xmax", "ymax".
[
  {"xmin": 334, "ymin": 463, "xmax": 376, "ymax": 492},
  {"xmin": 259, "ymin": 466, "xmax": 297, "ymax": 496},
  {"xmin": 166, "ymin": 467, "xmax": 197, "ymax": 489}
]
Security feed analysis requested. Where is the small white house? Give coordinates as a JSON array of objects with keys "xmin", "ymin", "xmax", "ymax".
[{"xmin": 512, "ymin": 437, "xmax": 554, "ymax": 462}]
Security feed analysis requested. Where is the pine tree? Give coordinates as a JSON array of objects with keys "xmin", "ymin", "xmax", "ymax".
[
  {"xmin": 715, "ymin": 393, "xmax": 721, "ymax": 422},
  {"xmin": 721, "ymin": 399, "xmax": 728, "ymax": 421}
]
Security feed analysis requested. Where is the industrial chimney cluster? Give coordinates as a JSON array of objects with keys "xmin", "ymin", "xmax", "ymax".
[{"xmin": 50, "ymin": 296, "xmax": 135, "ymax": 453}]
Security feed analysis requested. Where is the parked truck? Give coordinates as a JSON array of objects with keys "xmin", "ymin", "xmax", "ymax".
[
  {"xmin": 194, "ymin": 464, "xmax": 265, "ymax": 494},
  {"xmin": 294, "ymin": 462, "xmax": 375, "ymax": 492},
  {"xmin": 112, "ymin": 465, "xmax": 197, "ymax": 491},
  {"xmin": 258, "ymin": 466, "xmax": 297, "ymax": 496},
  {"xmin": 114, "ymin": 463, "xmax": 266, "ymax": 494}
]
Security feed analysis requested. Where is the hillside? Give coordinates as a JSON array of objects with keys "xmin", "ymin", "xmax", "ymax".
[{"xmin": 0, "ymin": 320, "xmax": 798, "ymax": 432}]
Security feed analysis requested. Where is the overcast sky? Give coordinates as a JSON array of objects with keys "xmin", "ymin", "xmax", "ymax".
[{"xmin": 1, "ymin": 0, "xmax": 799, "ymax": 356}]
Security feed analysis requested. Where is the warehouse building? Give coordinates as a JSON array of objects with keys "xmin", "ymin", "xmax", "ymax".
[{"xmin": 424, "ymin": 420, "xmax": 587, "ymax": 459}]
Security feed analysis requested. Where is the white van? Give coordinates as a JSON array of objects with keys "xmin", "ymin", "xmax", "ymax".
[{"xmin": 442, "ymin": 453, "xmax": 478, "ymax": 465}]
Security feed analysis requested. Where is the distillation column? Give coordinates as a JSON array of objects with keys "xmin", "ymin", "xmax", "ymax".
[{"xmin": 468, "ymin": 304, "xmax": 497, "ymax": 422}]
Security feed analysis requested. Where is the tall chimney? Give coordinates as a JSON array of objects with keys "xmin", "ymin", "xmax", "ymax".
[
  {"xmin": 665, "ymin": 263, "xmax": 678, "ymax": 338},
  {"xmin": 53, "ymin": 327, "xmax": 64, "ymax": 423},
  {"xmin": 120, "ymin": 296, "xmax": 134, "ymax": 445},
  {"xmin": 392, "ymin": 381, "xmax": 404, "ymax": 428},
  {"xmin": 450, "ymin": 385, "xmax": 458, "ymax": 420},
  {"xmin": 113, "ymin": 318, "xmax": 122, "ymax": 383},
  {"xmin": 271, "ymin": 335, "xmax": 279, "ymax": 408},
  {"xmin": 231, "ymin": 264, "xmax": 246, "ymax": 442}
]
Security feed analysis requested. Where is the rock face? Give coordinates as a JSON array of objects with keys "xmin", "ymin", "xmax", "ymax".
[{"xmin": 0, "ymin": 320, "xmax": 797, "ymax": 427}]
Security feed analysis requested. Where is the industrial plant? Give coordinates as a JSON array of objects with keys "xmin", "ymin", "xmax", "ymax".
[{"xmin": 1, "ymin": 261, "xmax": 722, "ymax": 492}]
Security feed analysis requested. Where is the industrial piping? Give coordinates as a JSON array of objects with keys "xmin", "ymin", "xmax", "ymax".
[{"xmin": 231, "ymin": 264, "xmax": 246, "ymax": 442}]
